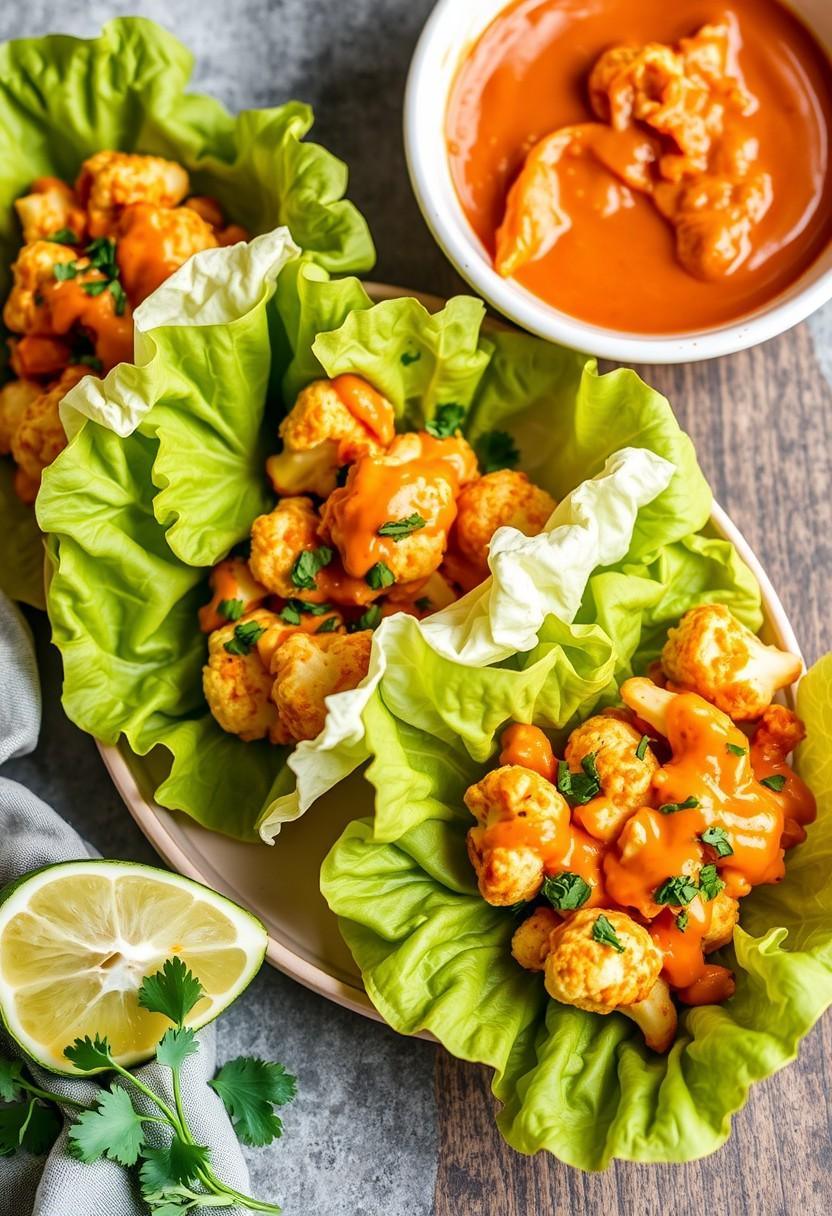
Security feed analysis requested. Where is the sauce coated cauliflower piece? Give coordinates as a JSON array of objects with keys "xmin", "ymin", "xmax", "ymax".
[
  {"xmin": 116, "ymin": 203, "xmax": 218, "ymax": 305},
  {"xmin": 752, "ymin": 704, "xmax": 817, "ymax": 849},
  {"xmin": 0, "ymin": 379, "xmax": 39, "ymax": 455},
  {"xmin": 511, "ymin": 907, "xmax": 560, "ymax": 972},
  {"xmin": 3, "ymin": 240, "xmax": 77, "ymax": 334},
  {"xmin": 565, "ymin": 714, "xmax": 659, "ymax": 842},
  {"xmin": 10, "ymin": 365, "xmax": 89, "ymax": 490},
  {"xmin": 270, "ymin": 630, "xmax": 373, "ymax": 743},
  {"xmin": 464, "ymin": 765, "xmax": 570, "ymax": 906},
  {"xmin": 543, "ymin": 908, "xmax": 662, "ymax": 1012},
  {"xmin": 701, "ymin": 890, "xmax": 739, "ymax": 953},
  {"xmin": 661, "ymin": 603, "xmax": 801, "ymax": 720},
  {"xmin": 202, "ymin": 609, "xmax": 284, "ymax": 744},
  {"xmin": 76, "ymin": 151, "xmax": 190, "ymax": 237},
  {"xmin": 452, "ymin": 470, "xmax": 556, "ymax": 573},
  {"xmin": 266, "ymin": 377, "xmax": 394, "ymax": 498},
  {"xmin": 249, "ymin": 497, "xmax": 324, "ymax": 599},
  {"xmin": 15, "ymin": 177, "xmax": 86, "ymax": 244},
  {"xmin": 198, "ymin": 557, "xmax": 268, "ymax": 634}
]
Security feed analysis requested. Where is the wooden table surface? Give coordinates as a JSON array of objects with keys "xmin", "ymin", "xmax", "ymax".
[{"xmin": 431, "ymin": 317, "xmax": 832, "ymax": 1216}]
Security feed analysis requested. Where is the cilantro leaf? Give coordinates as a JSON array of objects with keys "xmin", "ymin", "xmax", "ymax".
[
  {"xmin": 591, "ymin": 914, "xmax": 625, "ymax": 953},
  {"xmin": 81, "ymin": 280, "xmax": 110, "ymax": 297},
  {"xmin": 291, "ymin": 546, "xmax": 333, "ymax": 591},
  {"xmin": 426, "ymin": 403, "xmax": 466, "ymax": 438},
  {"xmin": 676, "ymin": 910, "xmax": 689, "ymax": 932},
  {"xmin": 317, "ymin": 616, "xmax": 339, "ymax": 633},
  {"xmin": 635, "ymin": 735, "xmax": 650, "ymax": 761},
  {"xmin": 210, "ymin": 1057, "xmax": 297, "ymax": 1147},
  {"xmin": 278, "ymin": 602, "xmax": 301, "ymax": 626},
  {"xmin": 658, "ymin": 795, "xmax": 700, "ymax": 815},
  {"xmin": 556, "ymin": 754, "xmax": 601, "ymax": 806},
  {"xmin": 698, "ymin": 863, "xmax": 725, "ymax": 901},
  {"xmin": 377, "ymin": 514, "xmax": 426, "ymax": 540},
  {"xmin": 761, "ymin": 773, "xmax": 787, "ymax": 792},
  {"xmin": 218, "ymin": 597, "xmax": 244, "ymax": 622},
  {"xmin": 85, "ymin": 237, "xmax": 118, "ymax": 276},
  {"xmin": 19, "ymin": 1100, "xmax": 61, "ymax": 1156},
  {"xmin": 138, "ymin": 957, "xmax": 204, "ymax": 1027},
  {"xmin": 542, "ymin": 872, "xmax": 591, "ymax": 911},
  {"xmin": 140, "ymin": 1138, "xmax": 210, "ymax": 1192},
  {"xmin": 352, "ymin": 604, "xmax": 381, "ymax": 632},
  {"xmin": 700, "ymin": 826, "xmax": 734, "ymax": 858},
  {"xmin": 223, "ymin": 619, "xmax": 267, "ymax": 656},
  {"xmin": 0, "ymin": 1058, "xmax": 23, "ymax": 1102},
  {"xmin": 48, "ymin": 227, "xmax": 79, "ymax": 245},
  {"xmin": 64, "ymin": 1033, "xmax": 114, "ymax": 1072},
  {"xmin": 108, "ymin": 279, "xmax": 127, "ymax": 316},
  {"xmin": 654, "ymin": 875, "xmax": 700, "ymax": 906},
  {"xmin": 365, "ymin": 561, "xmax": 395, "ymax": 590},
  {"xmin": 726, "ymin": 742, "xmax": 748, "ymax": 756},
  {"xmin": 68, "ymin": 1087, "xmax": 146, "ymax": 1166},
  {"xmin": 476, "ymin": 429, "xmax": 520, "ymax": 474},
  {"xmin": 156, "ymin": 1027, "xmax": 199, "ymax": 1072},
  {"xmin": 53, "ymin": 261, "xmax": 79, "ymax": 281},
  {"xmin": 280, "ymin": 599, "xmax": 331, "ymax": 625}
]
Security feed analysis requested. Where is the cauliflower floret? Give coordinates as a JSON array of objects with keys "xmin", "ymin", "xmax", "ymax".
[
  {"xmin": 464, "ymin": 765, "xmax": 571, "ymax": 906},
  {"xmin": 621, "ymin": 977, "xmax": 678, "ymax": 1052},
  {"xmin": 15, "ymin": 177, "xmax": 86, "ymax": 244},
  {"xmin": 3, "ymin": 240, "xmax": 77, "ymax": 334},
  {"xmin": 499, "ymin": 723, "xmax": 556, "ymax": 782},
  {"xmin": 452, "ymin": 470, "xmax": 556, "ymax": 572},
  {"xmin": 8, "ymin": 335, "xmax": 73, "ymax": 379},
  {"xmin": 184, "ymin": 196, "xmax": 225, "ymax": 228},
  {"xmin": 76, "ymin": 151, "xmax": 189, "ymax": 237},
  {"xmin": 752, "ymin": 704, "xmax": 817, "ymax": 849},
  {"xmin": 565, "ymin": 715, "xmax": 659, "ymax": 842},
  {"xmin": 116, "ymin": 203, "xmax": 217, "ymax": 305},
  {"xmin": 249, "ymin": 497, "xmax": 325, "ymax": 599},
  {"xmin": 702, "ymin": 891, "xmax": 739, "ymax": 953},
  {"xmin": 203, "ymin": 609, "xmax": 285, "ymax": 743},
  {"xmin": 753, "ymin": 703, "xmax": 804, "ymax": 756},
  {"xmin": 511, "ymin": 907, "xmax": 560, "ymax": 972},
  {"xmin": 266, "ymin": 378, "xmax": 393, "ymax": 498},
  {"xmin": 198, "ymin": 557, "xmax": 268, "ymax": 633},
  {"xmin": 270, "ymin": 630, "xmax": 372, "ymax": 743},
  {"xmin": 544, "ymin": 908, "xmax": 663, "ymax": 1013},
  {"xmin": 0, "ymin": 379, "xmax": 39, "ymax": 455},
  {"xmin": 661, "ymin": 604, "xmax": 802, "ymax": 720},
  {"xmin": 385, "ymin": 431, "xmax": 479, "ymax": 486},
  {"xmin": 10, "ymin": 365, "xmax": 88, "ymax": 487}
]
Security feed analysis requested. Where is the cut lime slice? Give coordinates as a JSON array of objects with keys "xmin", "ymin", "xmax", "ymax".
[{"xmin": 0, "ymin": 860, "xmax": 267, "ymax": 1073}]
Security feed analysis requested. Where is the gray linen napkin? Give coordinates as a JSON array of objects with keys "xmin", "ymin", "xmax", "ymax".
[{"xmin": 0, "ymin": 593, "xmax": 249, "ymax": 1215}]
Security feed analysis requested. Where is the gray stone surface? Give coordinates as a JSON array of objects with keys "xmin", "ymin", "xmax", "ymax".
[{"xmin": 0, "ymin": 2, "xmax": 449, "ymax": 1212}]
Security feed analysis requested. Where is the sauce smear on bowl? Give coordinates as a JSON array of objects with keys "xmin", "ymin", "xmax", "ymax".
[{"xmin": 447, "ymin": 0, "xmax": 832, "ymax": 333}]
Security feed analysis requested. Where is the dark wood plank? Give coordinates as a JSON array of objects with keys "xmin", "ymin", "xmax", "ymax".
[{"xmin": 433, "ymin": 318, "xmax": 832, "ymax": 1215}]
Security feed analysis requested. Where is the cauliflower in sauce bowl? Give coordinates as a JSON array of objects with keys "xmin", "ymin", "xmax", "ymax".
[
  {"xmin": 1, "ymin": 152, "xmax": 247, "ymax": 502},
  {"xmin": 200, "ymin": 382, "xmax": 556, "ymax": 747},
  {"xmin": 464, "ymin": 603, "xmax": 816, "ymax": 1052}
]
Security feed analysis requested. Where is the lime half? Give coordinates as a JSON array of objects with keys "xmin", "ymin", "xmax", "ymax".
[{"xmin": 0, "ymin": 860, "xmax": 267, "ymax": 1073}]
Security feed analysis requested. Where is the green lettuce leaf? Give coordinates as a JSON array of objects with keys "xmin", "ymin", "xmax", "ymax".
[
  {"xmin": 0, "ymin": 15, "xmax": 374, "ymax": 605},
  {"xmin": 322, "ymin": 654, "xmax": 832, "ymax": 1169}
]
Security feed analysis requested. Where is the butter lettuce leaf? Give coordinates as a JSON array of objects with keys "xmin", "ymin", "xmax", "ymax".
[
  {"xmin": 0, "ymin": 15, "xmax": 374, "ymax": 604},
  {"xmin": 322, "ymin": 654, "xmax": 832, "ymax": 1169}
]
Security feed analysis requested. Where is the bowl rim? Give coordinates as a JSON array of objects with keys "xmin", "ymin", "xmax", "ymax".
[
  {"xmin": 403, "ymin": 0, "xmax": 832, "ymax": 364},
  {"xmin": 95, "ymin": 280, "xmax": 804, "ymax": 1026}
]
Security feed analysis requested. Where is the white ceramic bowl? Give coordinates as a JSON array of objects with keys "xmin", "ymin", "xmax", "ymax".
[{"xmin": 404, "ymin": 0, "xmax": 832, "ymax": 363}]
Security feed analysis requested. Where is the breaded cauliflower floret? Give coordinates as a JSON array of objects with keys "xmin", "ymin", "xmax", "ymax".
[
  {"xmin": 385, "ymin": 431, "xmax": 479, "ymax": 486},
  {"xmin": 116, "ymin": 203, "xmax": 218, "ymax": 305},
  {"xmin": 3, "ymin": 240, "xmax": 77, "ymax": 334},
  {"xmin": 565, "ymin": 715, "xmax": 659, "ymax": 842},
  {"xmin": 203, "ymin": 609, "xmax": 284, "ymax": 743},
  {"xmin": 464, "ymin": 765, "xmax": 571, "ymax": 906},
  {"xmin": 511, "ymin": 907, "xmax": 560, "ymax": 972},
  {"xmin": 10, "ymin": 365, "xmax": 88, "ymax": 486},
  {"xmin": 752, "ymin": 703, "xmax": 805, "ymax": 757},
  {"xmin": 702, "ymin": 890, "xmax": 739, "ymax": 953},
  {"xmin": 266, "ymin": 378, "xmax": 393, "ymax": 498},
  {"xmin": 544, "ymin": 908, "xmax": 662, "ymax": 1012},
  {"xmin": 0, "ymin": 379, "xmax": 39, "ymax": 455},
  {"xmin": 15, "ymin": 177, "xmax": 86, "ymax": 244},
  {"xmin": 661, "ymin": 604, "xmax": 801, "ymax": 720},
  {"xmin": 751, "ymin": 704, "xmax": 817, "ymax": 850},
  {"xmin": 249, "ymin": 497, "xmax": 323, "ymax": 599},
  {"xmin": 270, "ymin": 630, "xmax": 372, "ymax": 743},
  {"xmin": 198, "ymin": 557, "xmax": 268, "ymax": 633},
  {"xmin": 453, "ymin": 470, "xmax": 556, "ymax": 571},
  {"xmin": 76, "ymin": 151, "xmax": 189, "ymax": 237}
]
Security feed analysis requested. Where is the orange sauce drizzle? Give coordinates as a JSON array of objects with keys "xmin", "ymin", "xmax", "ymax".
[
  {"xmin": 41, "ymin": 278, "xmax": 132, "ymax": 372},
  {"xmin": 332, "ymin": 374, "xmax": 395, "ymax": 446},
  {"xmin": 499, "ymin": 723, "xmax": 556, "ymax": 781}
]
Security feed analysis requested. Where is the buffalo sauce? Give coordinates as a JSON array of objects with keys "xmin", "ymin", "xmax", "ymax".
[
  {"xmin": 332, "ymin": 375, "xmax": 395, "ymax": 446},
  {"xmin": 499, "ymin": 723, "xmax": 557, "ymax": 780},
  {"xmin": 447, "ymin": 0, "xmax": 832, "ymax": 332},
  {"xmin": 40, "ymin": 277, "xmax": 132, "ymax": 371}
]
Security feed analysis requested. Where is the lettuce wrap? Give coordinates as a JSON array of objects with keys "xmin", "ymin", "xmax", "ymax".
[
  {"xmin": 0, "ymin": 16, "xmax": 374, "ymax": 607},
  {"xmin": 41, "ymin": 244, "xmax": 748, "ymax": 843},
  {"xmin": 320, "ymin": 655, "xmax": 832, "ymax": 1169}
]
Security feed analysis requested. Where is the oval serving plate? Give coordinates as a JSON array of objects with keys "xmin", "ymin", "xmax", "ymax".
[{"xmin": 95, "ymin": 283, "xmax": 803, "ymax": 1022}]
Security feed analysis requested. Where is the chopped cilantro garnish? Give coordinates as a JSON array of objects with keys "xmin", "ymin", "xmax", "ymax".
[
  {"xmin": 377, "ymin": 513, "xmax": 426, "ymax": 540},
  {"xmin": 107, "ymin": 278, "xmax": 127, "ymax": 316},
  {"xmin": 654, "ymin": 875, "xmax": 700, "ymax": 906},
  {"xmin": 426, "ymin": 403, "xmax": 466, "ymax": 438},
  {"xmin": 85, "ymin": 237, "xmax": 118, "ymax": 277},
  {"xmin": 316, "ymin": 616, "xmax": 339, "ymax": 633},
  {"xmin": 415, "ymin": 596, "xmax": 432, "ymax": 612},
  {"xmin": 542, "ymin": 872, "xmax": 591, "ymax": 911},
  {"xmin": 658, "ymin": 795, "xmax": 700, "ymax": 815},
  {"xmin": 365, "ymin": 561, "xmax": 395, "ymax": 590},
  {"xmin": 223, "ymin": 620, "xmax": 266, "ymax": 655},
  {"xmin": 53, "ymin": 261, "xmax": 79, "ymax": 281},
  {"xmin": 761, "ymin": 773, "xmax": 787, "ymax": 792},
  {"xmin": 676, "ymin": 910, "xmax": 689, "ymax": 933},
  {"xmin": 218, "ymin": 598, "xmax": 244, "ymax": 622},
  {"xmin": 635, "ymin": 734, "xmax": 650, "ymax": 761},
  {"xmin": 556, "ymin": 753, "xmax": 601, "ymax": 806},
  {"xmin": 48, "ymin": 228, "xmax": 79, "ymax": 245},
  {"xmin": 352, "ymin": 604, "xmax": 381, "ymax": 632},
  {"xmin": 279, "ymin": 602, "xmax": 302, "ymax": 626},
  {"xmin": 290, "ymin": 546, "xmax": 333, "ymax": 591},
  {"xmin": 726, "ymin": 742, "xmax": 748, "ymax": 756},
  {"xmin": 72, "ymin": 353, "xmax": 103, "ymax": 371},
  {"xmin": 476, "ymin": 429, "xmax": 520, "ymax": 474},
  {"xmin": 591, "ymin": 914, "xmax": 625, "ymax": 953},
  {"xmin": 698, "ymin": 863, "xmax": 725, "ymax": 901},
  {"xmin": 700, "ymin": 826, "xmax": 734, "ymax": 858}
]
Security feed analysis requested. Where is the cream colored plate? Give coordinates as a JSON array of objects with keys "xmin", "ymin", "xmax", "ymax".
[{"xmin": 97, "ymin": 283, "xmax": 803, "ymax": 1023}]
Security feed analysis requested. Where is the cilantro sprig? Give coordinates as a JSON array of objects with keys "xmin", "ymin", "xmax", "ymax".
[
  {"xmin": 556, "ymin": 754, "xmax": 601, "ymax": 806},
  {"xmin": 377, "ymin": 513, "xmax": 426, "ymax": 540},
  {"xmin": 52, "ymin": 236, "xmax": 127, "ymax": 315},
  {"xmin": 0, "ymin": 957, "xmax": 295, "ymax": 1214}
]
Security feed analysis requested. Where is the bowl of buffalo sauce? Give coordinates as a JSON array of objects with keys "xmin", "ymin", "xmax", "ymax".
[{"xmin": 405, "ymin": 0, "xmax": 832, "ymax": 361}]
